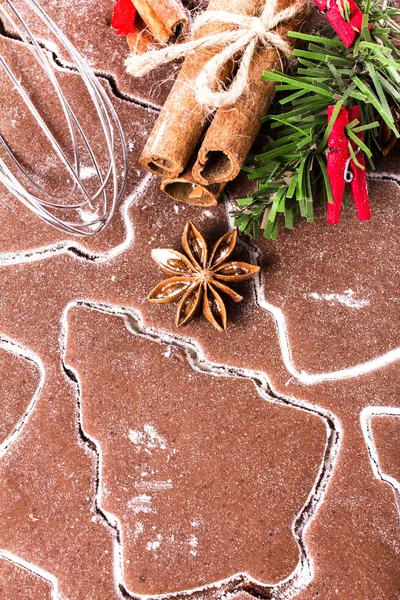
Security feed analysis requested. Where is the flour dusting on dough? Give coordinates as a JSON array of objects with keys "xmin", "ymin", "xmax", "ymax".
[
  {"xmin": 146, "ymin": 534, "xmax": 163, "ymax": 552},
  {"xmin": 308, "ymin": 289, "xmax": 369, "ymax": 309},
  {"xmin": 128, "ymin": 494, "xmax": 154, "ymax": 514},
  {"xmin": 188, "ymin": 534, "xmax": 198, "ymax": 556},
  {"xmin": 128, "ymin": 425, "xmax": 168, "ymax": 452},
  {"xmin": 134, "ymin": 480, "xmax": 173, "ymax": 492},
  {"xmin": 79, "ymin": 166, "xmax": 97, "ymax": 180}
]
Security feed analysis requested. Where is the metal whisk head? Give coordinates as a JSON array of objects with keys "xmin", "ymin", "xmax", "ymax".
[{"xmin": 0, "ymin": 0, "xmax": 128, "ymax": 236}]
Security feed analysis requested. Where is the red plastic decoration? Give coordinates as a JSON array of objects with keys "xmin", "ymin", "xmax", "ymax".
[
  {"xmin": 327, "ymin": 104, "xmax": 370, "ymax": 224},
  {"xmin": 327, "ymin": 105, "xmax": 349, "ymax": 225},
  {"xmin": 112, "ymin": 0, "xmax": 136, "ymax": 36},
  {"xmin": 314, "ymin": 0, "xmax": 364, "ymax": 48},
  {"xmin": 348, "ymin": 105, "xmax": 370, "ymax": 221}
]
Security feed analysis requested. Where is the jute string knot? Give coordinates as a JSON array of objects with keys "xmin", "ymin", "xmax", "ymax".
[{"xmin": 125, "ymin": 0, "xmax": 304, "ymax": 109}]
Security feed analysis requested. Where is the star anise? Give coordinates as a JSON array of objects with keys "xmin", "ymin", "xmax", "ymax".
[{"xmin": 147, "ymin": 221, "xmax": 260, "ymax": 332}]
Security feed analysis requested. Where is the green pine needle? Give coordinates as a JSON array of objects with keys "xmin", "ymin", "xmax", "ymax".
[{"xmin": 232, "ymin": 0, "xmax": 400, "ymax": 240}]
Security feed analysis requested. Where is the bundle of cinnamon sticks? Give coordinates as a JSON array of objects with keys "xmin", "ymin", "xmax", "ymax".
[
  {"xmin": 131, "ymin": 0, "xmax": 308, "ymax": 206},
  {"xmin": 132, "ymin": 0, "xmax": 188, "ymax": 44}
]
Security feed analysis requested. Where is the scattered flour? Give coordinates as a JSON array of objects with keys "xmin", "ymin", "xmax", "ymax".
[
  {"xmin": 133, "ymin": 521, "xmax": 144, "ymax": 541},
  {"xmin": 308, "ymin": 289, "xmax": 369, "ymax": 309},
  {"xmin": 134, "ymin": 480, "xmax": 173, "ymax": 492},
  {"xmin": 188, "ymin": 534, "xmax": 198, "ymax": 556},
  {"xmin": 128, "ymin": 424, "xmax": 168, "ymax": 452},
  {"xmin": 79, "ymin": 166, "xmax": 97, "ymax": 180},
  {"xmin": 127, "ymin": 494, "xmax": 153, "ymax": 514},
  {"xmin": 163, "ymin": 346, "xmax": 172, "ymax": 358},
  {"xmin": 146, "ymin": 540, "xmax": 161, "ymax": 551},
  {"xmin": 128, "ymin": 427, "xmax": 172, "ymax": 516},
  {"xmin": 145, "ymin": 534, "xmax": 163, "ymax": 552}
]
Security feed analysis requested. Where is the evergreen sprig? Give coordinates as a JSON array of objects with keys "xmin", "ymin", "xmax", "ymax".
[{"xmin": 232, "ymin": 0, "xmax": 400, "ymax": 240}]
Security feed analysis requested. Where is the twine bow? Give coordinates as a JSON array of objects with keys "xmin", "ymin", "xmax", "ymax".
[{"xmin": 125, "ymin": 0, "xmax": 304, "ymax": 109}]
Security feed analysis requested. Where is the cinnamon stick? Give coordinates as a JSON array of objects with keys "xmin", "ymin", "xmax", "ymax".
[
  {"xmin": 192, "ymin": 0, "xmax": 309, "ymax": 185},
  {"xmin": 161, "ymin": 168, "xmax": 225, "ymax": 207},
  {"xmin": 127, "ymin": 15, "xmax": 161, "ymax": 53},
  {"xmin": 132, "ymin": 0, "xmax": 188, "ymax": 44},
  {"xmin": 139, "ymin": 0, "xmax": 262, "ymax": 180}
]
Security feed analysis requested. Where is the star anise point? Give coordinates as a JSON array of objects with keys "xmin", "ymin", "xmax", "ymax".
[{"xmin": 148, "ymin": 222, "xmax": 260, "ymax": 331}]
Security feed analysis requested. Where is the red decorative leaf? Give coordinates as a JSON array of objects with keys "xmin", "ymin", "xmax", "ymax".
[{"xmin": 112, "ymin": 0, "xmax": 136, "ymax": 36}]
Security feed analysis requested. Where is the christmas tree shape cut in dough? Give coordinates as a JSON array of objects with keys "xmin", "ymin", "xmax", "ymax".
[{"xmin": 65, "ymin": 305, "xmax": 327, "ymax": 597}]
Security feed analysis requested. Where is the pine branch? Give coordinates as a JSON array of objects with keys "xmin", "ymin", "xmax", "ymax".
[{"xmin": 232, "ymin": 0, "xmax": 400, "ymax": 240}]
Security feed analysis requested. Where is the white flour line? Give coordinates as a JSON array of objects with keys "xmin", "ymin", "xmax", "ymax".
[
  {"xmin": 255, "ymin": 270, "xmax": 400, "ymax": 385},
  {"xmin": 0, "ymin": 173, "xmax": 154, "ymax": 265},
  {"xmin": 361, "ymin": 406, "xmax": 400, "ymax": 516},
  {"xmin": 0, "ymin": 550, "xmax": 60, "ymax": 600},
  {"xmin": 61, "ymin": 299, "xmax": 341, "ymax": 600},
  {"xmin": 0, "ymin": 338, "xmax": 61, "ymax": 597},
  {"xmin": 224, "ymin": 195, "xmax": 400, "ymax": 385},
  {"xmin": 368, "ymin": 171, "xmax": 400, "ymax": 185},
  {"xmin": 255, "ymin": 298, "xmax": 400, "ymax": 386},
  {"xmin": 0, "ymin": 336, "xmax": 44, "ymax": 459},
  {"xmin": 0, "ymin": 173, "xmax": 397, "ymax": 384},
  {"xmin": 0, "ymin": 33, "xmax": 162, "ymax": 113}
]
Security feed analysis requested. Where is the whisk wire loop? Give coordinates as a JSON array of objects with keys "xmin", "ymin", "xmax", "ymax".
[{"xmin": 0, "ymin": 0, "xmax": 128, "ymax": 236}]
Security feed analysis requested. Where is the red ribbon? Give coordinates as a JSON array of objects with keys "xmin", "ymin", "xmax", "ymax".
[
  {"xmin": 327, "ymin": 105, "xmax": 370, "ymax": 224},
  {"xmin": 112, "ymin": 0, "xmax": 136, "ymax": 36},
  {"xmin": 314, "ymin": 0, "xmax": 364, "ymax": 48}
]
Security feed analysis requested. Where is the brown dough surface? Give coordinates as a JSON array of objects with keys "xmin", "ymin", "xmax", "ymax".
[
  {"xmin": 278, "ymin": 363, "xmax": 400, "ymax": 600},
  {"xmin": 371, "ymin": 414, "xmax": 400, "ymax": 506},
  {"xmin": 0, "ymin": 359, "xmax": 120, "ymax": 600},
  {"xmin": 0, "ymin": 556, "xmax": 53, "ymax": 599},
  {"xmin": 65, "ymin": 305, "xmax": 326, "ymax": 596},
  {"xmin": 0, "ymin": 38, "xmax": 156, "ymax": 259},
  {"xmin": 0, "ymin": 348, "xmax": 40, "ymax": 448},
  {"xmin": 254, "ymin": 179, "xmax": 400, "ymax": 374},
  {"xmin": 0, "ymin": 10, "xmax": 399, "ymax": 600},
  {"xmin": 0, "ymin": 0, "xmax": 205, "ymax": 107}
]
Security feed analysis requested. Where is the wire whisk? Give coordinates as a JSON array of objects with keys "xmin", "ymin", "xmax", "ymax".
[{"xmin": 0, "ymin": 0, "xmax": 128, "ymax": 236}]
